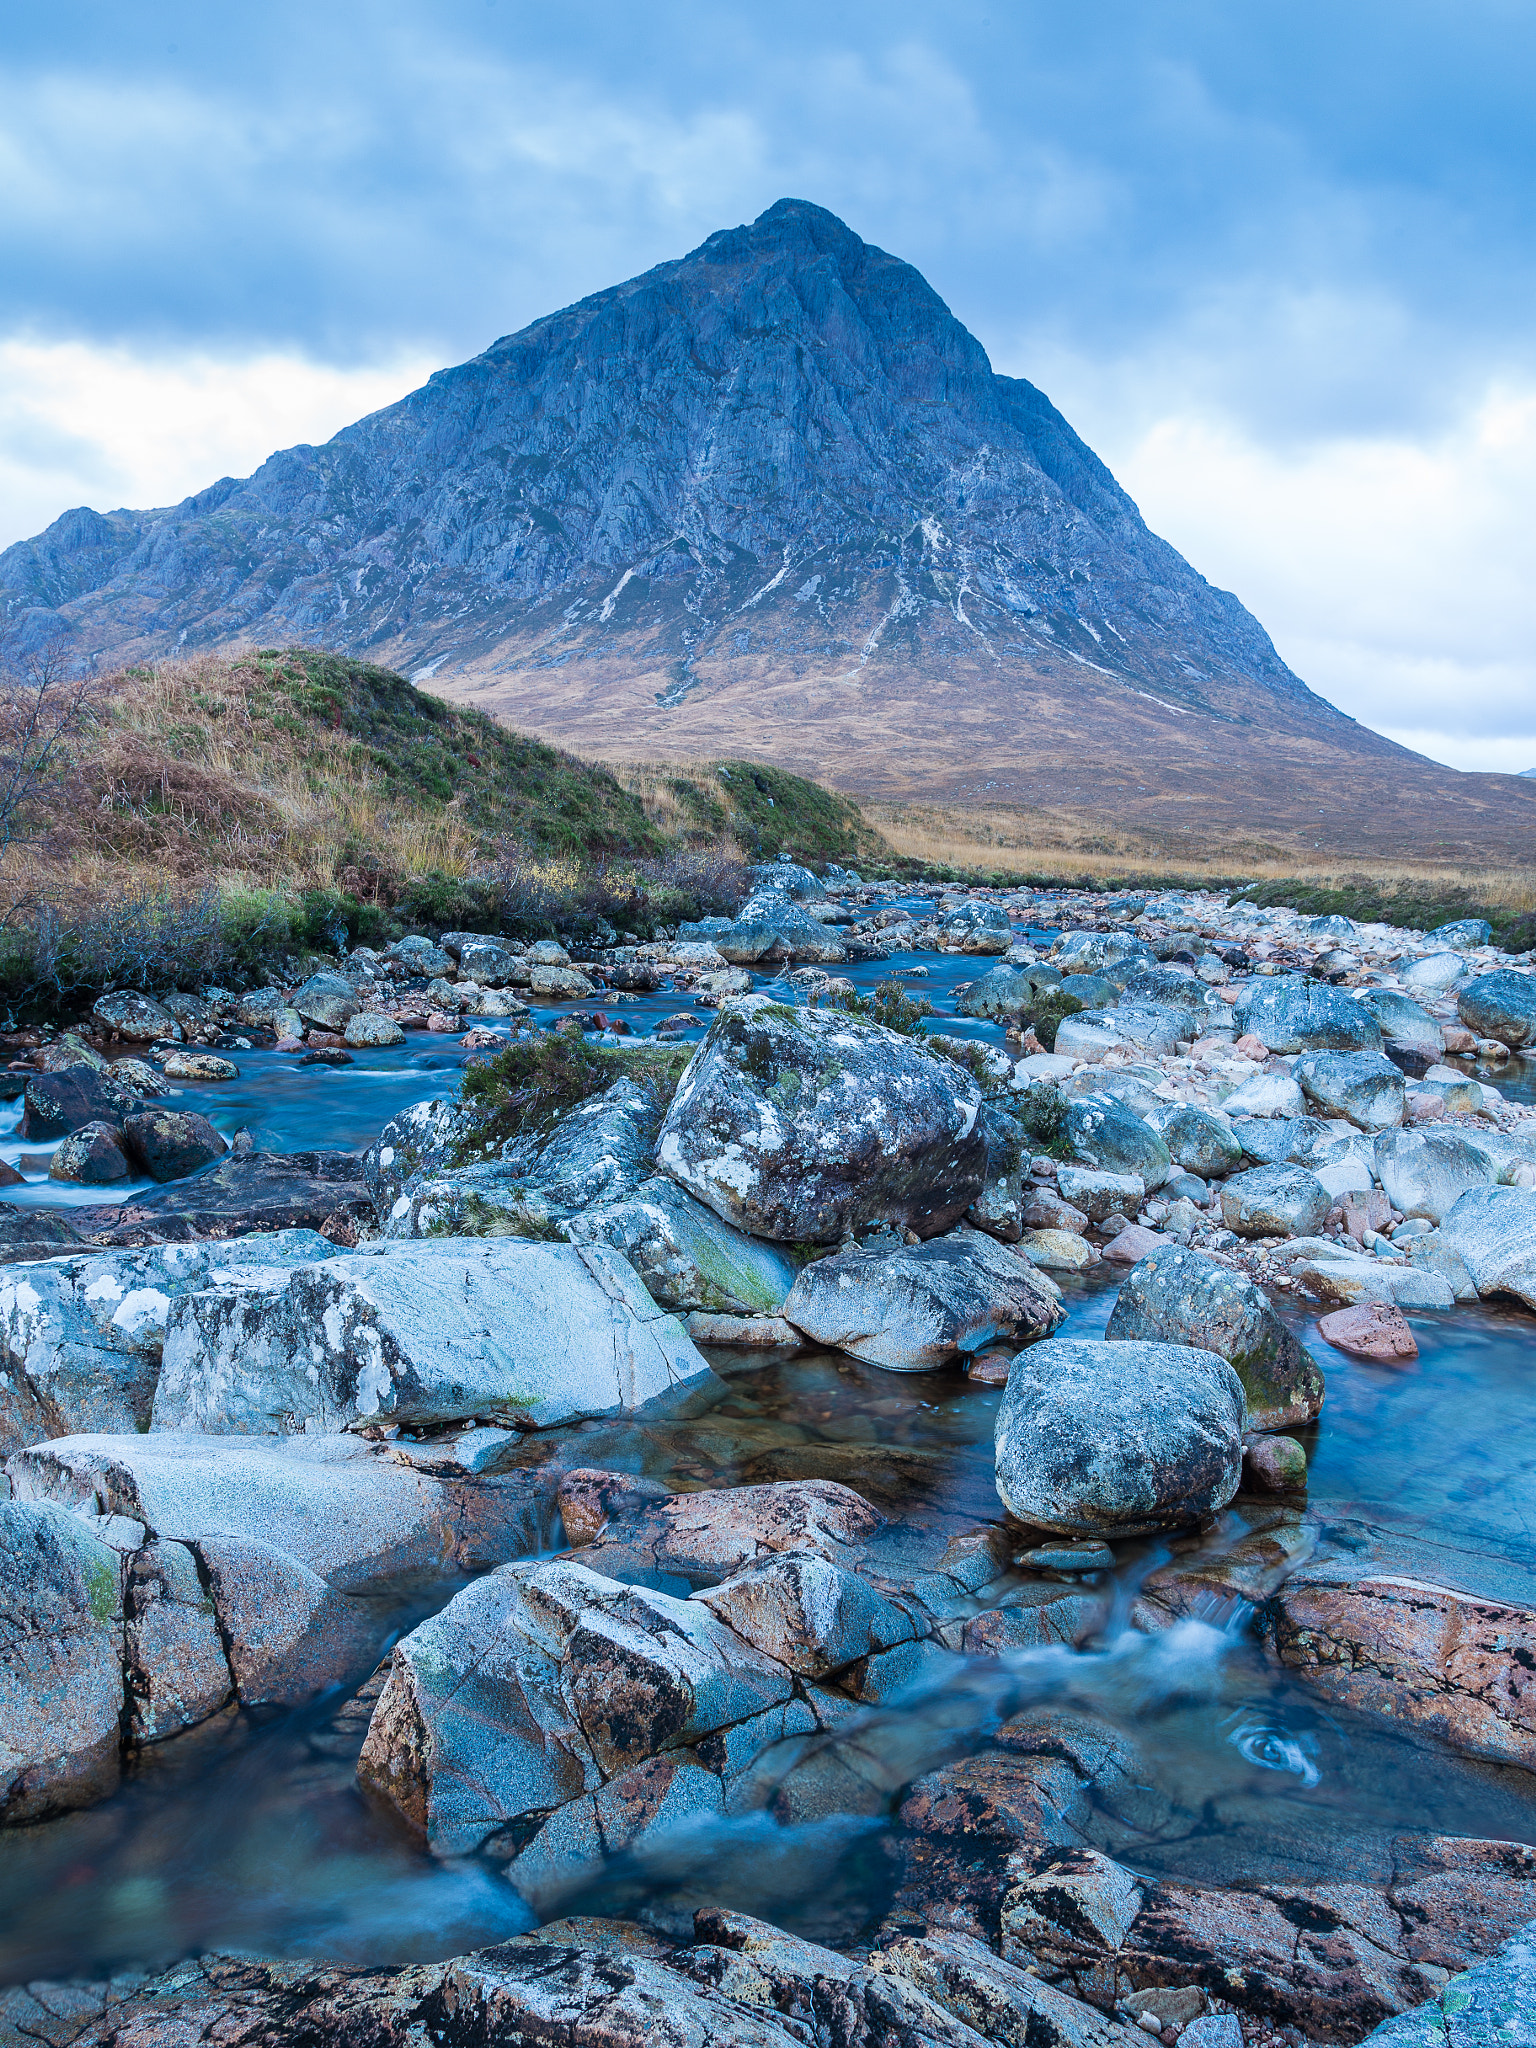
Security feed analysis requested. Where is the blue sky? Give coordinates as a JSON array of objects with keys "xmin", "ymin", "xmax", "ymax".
[{"xmin": 3, "ymin": 0, "xmax": 1533, "ymax": 770}]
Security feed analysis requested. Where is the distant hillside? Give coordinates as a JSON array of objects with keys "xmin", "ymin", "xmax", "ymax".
[{"xmin": 5, "ymin": 200, "xmax": 1534, "ymax": 861}]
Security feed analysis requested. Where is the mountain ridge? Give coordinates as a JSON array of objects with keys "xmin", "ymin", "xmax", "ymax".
[{"xmin": 4, "ymin": 198, "xmax": 1532, "ymax": 860}]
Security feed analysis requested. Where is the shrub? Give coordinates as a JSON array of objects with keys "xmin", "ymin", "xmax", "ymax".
[
  {"xmin": 455, "ymin": 1037, "xmax": 692, "ymax": 1157},
  {"xmin": 1015, "ymin": 1082, "xmax": 1074, "ymax": 1158},
  {"xmin": 820, "ymin": 976, "xmax": 935, "ymax": 1037},
  {"xmin": 1024, "ymin": 989, "xmax": 1084, "ymax": 1051}
]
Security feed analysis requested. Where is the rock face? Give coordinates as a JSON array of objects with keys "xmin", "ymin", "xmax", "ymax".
[
  {"xmin": 1260, "ymin": 1570, "xmax": 1536, "ymax": 1770},
  {"xmin": 564, "ymin": 1175, "xmax": 799, "ymax": 1316},
  {"xmin": 152, "ymin": 1240, "xmax": 715, "ymax": 1434},
  {"xmin": 1439, "ymin": 1186, "xmax": 1536, "ymax": 1310},
  {"xmin": 0, "ymin": 1231, "xmax": 333, "ymax": 1455},
  {"xmin": 1457, "ymin": 969, "xmax": 1536, "ymax": 1049},
  {"xmin": 655, "ymin": 997, "xmax": 986, "ymax": 1244},
  {"xmin": 0, "ymin": 1501, "xmax": 126, "ymax": 1822},
  {"xmin": 994, "ymin": 1337, "xmax": 1247, "ymax": 1536},
  {"xmin": 1232, "ymin": 978, "xmax": 1383, "ymax": 1054},
  {"xmin": 1104, "ymin": 1246, "xmax": 1324, "ymax": 1429},
  {"xmin": 782, "ymin": 1230, "xmax": 1064, "ymax": 1371},
  {"xmin": 1293, "ymin": 1050, "xmax": 1406, "ymax": 1131},
  {"xmin": 1220, "ymin": 1163, "xmax": 1331, "ymax": 1239},
  {"xmin": 1362, "ymin": 1922, "xmax": 1536, "ymax": 2047}
]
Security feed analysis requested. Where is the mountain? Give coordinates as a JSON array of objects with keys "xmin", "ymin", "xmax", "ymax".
[{"xmin": 4, "ymin": 199, "xmax": 1533, "ymax": 860}]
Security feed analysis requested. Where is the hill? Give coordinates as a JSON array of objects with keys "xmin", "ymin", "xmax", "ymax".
[{"xmin": 4, "ymin": 200, "xmax": 1534, "ymax": 863}]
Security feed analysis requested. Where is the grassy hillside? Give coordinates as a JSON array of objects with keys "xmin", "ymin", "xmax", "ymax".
[{"xmin": 0, "ymin": 647, "xmax": 888, "ymax": 1015}]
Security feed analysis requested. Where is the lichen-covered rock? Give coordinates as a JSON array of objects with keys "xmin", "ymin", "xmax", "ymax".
[
  {"xmin": 290, "ymin": 971, "xmax": 359, "ymax": 1031},
  {"xmin": 693, "ymin": 1551, "xmax": 920, "ymax": 1677},
  {"xmin": 1055, "ymin": 1165, "xmax": 1144, "ymax": 1222},
  {"xmin": 1220, "ymin": 1162, "xmax": 1330, "ymax": 1238},
  {"xmin": 716, "ymin": 893, "xmax": 847, "ymax": 966},
  {"xmin": 995, "ymin": 1337, "xmax": 1247, "ymax": 1536},
  {"xmin": 1359, "ymin": 987, "xmax": 1444, "ymax": 1055},
  {"xmin": 1374, "ymin": 1128, "xmax": 1498, "ymax": 1224},
  {"xmin": 783, "ymin": 1229, "xmax": 1064, "ymax": 1372},
  {"xmin": 1104, "ymin": 1245, "xmax": 1324, "ymax": 1429},
  {"xmin": 565, "ymin": 1175, "xmax": 798, "ymax": 1315},
  {"xmin": 1440, "ymin": 1186, "xmax": 1536, "ymax": 1310},
  {"xmin": 122, "ymin": 1107, "xmax": 228, "ymax": 1182},
  {"xmin": 1361, "ymin": 1921, "xmax": 1536, "ymax": 2046},
  {"xmin": 965, "ymin": 1101, "xmax": 1033, "ymax": 1240},
  {"xmin": 92, "ymin": 990, "xmax": 177, "ymax": 1040},
  {"xmin": 194, "ymin": 1534, "xmax": 385, "ymax": 1708},
  {"xmin": 1146, "ymin": 1104, "xmax": 1242, "ymax": 1179},
  {"xmin": 363, "ymin": 1096, "xmax": 475, "ymax": 1218},
  {"xmin": 47, "ymin": 1119, "xmax": 131, "ymax": 1184},
  {"xmin": 1457, "ymin": 969, "xmax": 1536, "ymax": 1050},
  {"xmin": 344, "ymin": 1010, "xmax": 407, "ymax": 1048},
  {"xmin": 21, "ymin": 1064, "xmax": 139, "ymax": 1141},
  {"xmin": 1232, "ymin": 977, "xmax": 1383, "ymax": 1054},
  {"xmin": 0, "ymin": 1501, "xmax": 125, "ymax": 1824},
  {"xmin": 956, "ymin": 964, "xmax": 1061, "ymax": 1020},
  {"xmin": 153, "ymin": 1239, "xmax": 715, "ymax": 1434},
  {"xmin": 1050, "ymin": 932, "xmax": 1155, "ymax": 976},
  {"xmin": 1294, "ymin": 1049, "xmax": 1406, "ymax": 1130},
  {"xmin": 655, "ymin": 996, "xmax": 986, "ymax": 1244},
  {"xmin": 1063, "ymin": 1094, "xmax": 1172, "ymax": 1188}
]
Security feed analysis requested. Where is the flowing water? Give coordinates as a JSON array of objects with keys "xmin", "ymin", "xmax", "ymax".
[{"xmin": 4, "ymin": 925, "xmax": 1536, "ymax": 1980}]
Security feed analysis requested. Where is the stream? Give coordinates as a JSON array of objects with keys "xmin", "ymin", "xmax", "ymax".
[{"xmin": 3, "ymin": 918, "xmax": 1535, "ymax": 1983}]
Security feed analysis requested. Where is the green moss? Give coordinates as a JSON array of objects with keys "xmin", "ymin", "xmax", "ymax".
[{"xmin": 83, "ymin": 1553, "xmax": 120, "ymax": 1626}]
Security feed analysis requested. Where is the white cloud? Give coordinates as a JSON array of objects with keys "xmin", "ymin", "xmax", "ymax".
[
  {"xmin": 1054, "ymin": 378, "xmax": 1536, "ymax": 775},
  {"xmin": 0, "ymin": 337, "xmax": 434, "ymax": 549}
]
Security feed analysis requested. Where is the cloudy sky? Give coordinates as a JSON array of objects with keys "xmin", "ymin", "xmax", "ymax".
[{"xmin": 3, "ymin": 0, "xmax": 1532, "ymax": 771}]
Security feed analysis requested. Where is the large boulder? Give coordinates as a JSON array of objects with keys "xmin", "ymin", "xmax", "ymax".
[
  {"xmin": 457, "ymin": 939, "xmax": 524, "ymax": 987},
  {"xmin": 1374, "ymin": 1129, "xmax": 1498, "ymax": 1224},
  {"xmin": 152, "ymin": 1239, "xmax": 716, "ymax": 1435},
  {"xmin": 0, "ymin": 1231, "xmax": 333, "ymax": 1456},
  {"xmin": 565, "ymin": 1176, "xmax": 799, "ymax": 1315},
  {"xmin": 92, "ymin": 990, "xmax": 177, "ymax": 1040},
  {"xmin": 994, "ymin": 1337, "xmax": 1246, "ymax": 1536},
  {"xmin": 21, "ymin": 1064, "xmax": 138, "ymax": 1142},
  {"xmin": 1293, "ymin": 1050, "xmax": 1406, "ymax": 1131},
  {"xmin": 1400, "ymin": 951, "xmax": 1470, "ymax": 995},
  {"xmin": 1146, "ymin": 1104, "xmax": 1242, "ymax": 1179},
  {"xmin": 1220, "ymin": 1164, "xmax": 1330, "ymax": 1239},
  {"xmin": 956, "ymin": 964, "xmax": 1061, "ymax": 1020},
  {"xmin": 1056, "ymin": 1165, "xmax": 1144, "ymax": 1222},
  {"xmin": 1440, "ymin": 1186, "xmax": 1536, "ymax": 1310},
  {"xmin": 290, "ymin": 971, "xmax": 358, "ymax": 1031},
  {"xmin": 1115, "ymin": 968, "xmax": 1209, "ymax": 1019},
  {"xmin": 1063, "ymin": 1095, "xmax": 1171, "ymax": 1189},
  {"xmin": 387, "ymin": 936, "xmax": 455, "ymax": 979},
  {"xmin": 344, "ymin": 1011, "xmax": 407, "ymax": 1048},
  {"xmin": 0, "ymin": 1501, "xmax": 126, "ymax": 1824},
  {"xmin": 1458, "ymin": 969, "xmax": 1536, "ymax": 1049},
  {"xmin": 782, "ymin": 1230, "xmax": 1064, "ymax": 1372},
  {"xmin": 1104, "ymin": 1245, "xmax": 1324, "ymax": 1428},
  {"xmin": 356, "ymin": 1556, "xmax": 798, "ymax": 1859},
  {"xmin": 655, "ymin": 997, "xmax": 986, "ymax": 1244},
  {"xmin": 122, "ymin": 1107, "xmax": 228, "ymax": 1181},
  {"xmin": 48, "ymin": 1120, "xmax": 131, "ymax": 1184},
  {"xmin": 1056, "ymin": 1005, "xmax": 1188, "ymax": 1062},
  {"xmin": 363, "ymin": 1097, "xmax": 475, "ymax": 1219},
  {"xmin": 1218, "ymin": 1069, "xmax": 1306, "ymax": 1120},
  {"xmin": 716, "ymin": 894, "xmax": 846, "ymax": 966},
  {"xmin": 1358, "ymin": 988, "xmax": 1444, "ymax": 1055},
  {"xmin": 1232, "ymin": 978, "xmax": 1383, "ymax": 1054},
  {"xmin": 1050, "ymin": 931, "xmax": 1155, "ymax": 975},
  {"xmin": 1429, "ymin": 917, "xmax": 1493, "ymax": 948}
]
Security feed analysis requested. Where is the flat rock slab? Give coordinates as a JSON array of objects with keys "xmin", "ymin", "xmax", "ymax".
[
  {"xmin": 1319, "ymin": 1301, "xmax": 1419, "ymax": 1361},
  {"xmin": 152, "ymin": 1239, "xmax": 715, "ymax": 1434},
  {"xmin": 782, "ymin": 1230, "xmax": 1063, "ymax": 1371},
  {"xmin": 76, "ymin": 1148, "xmax": 373, "ymax": 1244}
]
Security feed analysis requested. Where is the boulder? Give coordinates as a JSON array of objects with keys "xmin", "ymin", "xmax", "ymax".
[
  {"xmin": 1259, "ymin": 1569, "xmax": 1536, "ymax": 1770},
  {"xmin": 1063, "ymin": 1095, "xmax": 1171, "ymax": 1188},
  {"xmin": 1018, "ymin": 1229, "xmax": 1096, "ymax": 1272},
  {"xmin": 1115, "ymin": 967, "xmax": 1209, "ymax": 1017},
  {"xmin": 387, "ymin": 936, "xmax": 455, "ymax": 979},
  {"xmin": 21, "ymin": 1064, "xmax": 138, "ymax": 1141},
  {"xmin": 655, "ymin": 996, "xmax": 986, "ymax": 1244},
  {"xmin": 90, "ymin": 1146, "xmax": 373, "ymax": 1243},
  {"xmin": 1277, "ymin": 1243, "xmax": 1456, "ymax": 1309},
  {"xmin": 1056, "ymin": 1165, "xmax": 1145, "ymax": 1222},
  {"xmin": 995, "ymin": 1338, "xmax": 1246, "ymax": 1537},
  {"xmin": 92, "ymin": 990, "xmax": 177, "ymax": 1040},
  {"xmin": 966, "ymin": 1102, "xmax": 1033, "ymax": 1240},
  {"xmin": 1399, "ymin": 1228, "xmax": 1479, "ymax": 1301},
  {"xmin": 290, "ymin": 971, "xmax": 359, "ymax": 1031},
  {"xmin": 1359, "ymin": 987, "xmax": 1444, "ymax": 1054},
  {"xmin": 457, "ymin": 939, "xmax": 522, "ymax": 986},
  {"xmin": 152, "ymin": 1239, "xmax": 715, "ymax": 1434},
  {"xmin": 356, "ymin": 1556, "xmax": 797, "ymax": 1858},
  {"xmin": 0, "ymin": 1501, "xmax": 126, "ymax": 1824},
  {"xmin": 1361, "ymin": 1924, "xmax": 1536, "ymax": 2048},
  {"xmin": 749, "ymin": 858, "xmax": 827, "ymax": 902},
  {"xmin": 7, "ymin": 1430, "xmax": 552, "ymax": 1593},
  {"xmin": 1057, "ymin": 1005, "xmax": 1188, "ymax": 1061},
  {"xmin": 1440, "ymin": 1186, "xmax": 1536, "ymax": 1309},
  {"xmin": 1400, "ymin": 951, "xmax": 1471, "ymax": 995},
  {"xmin": 565, "ymin": 1175, "xmax": 799, "ymax": 1315},
  {"xmin": 0, "ymin": 1231, "xmax": 333, "ymax": 1455},
  {"xmin": 693, "ymin": 1551, "xmax": 919, "ymax": 1677},
  {"xmin": 48, "ymin": 1120, "xmax": 131, "ymax": 1184},
  {"xmin": 782, "ymin": 1230, "xmax": 1064, "ymax": 1372},
  {"xmin": 194, "ymin": 1534, "xmax": 385, "ymax": 1708},
  {"xmin": 1374, "ymin": 1128, "xmax": 1498, "ymax": 1223},
  {"xmin": 530, "ymin": 964, "xmax": 598, "ymax": 999},
  {"xmin": 1293, "ymin": 1050, "xmax": 1406, "ymax": 1130},
  {"xmin": 122, "ymin": 1107, "xmax": 228, "ymax": 1181},
  {"xmin": 159, "ymin": 1050, "xmax": 240, "ymax": 1081},
  {"xmin": 716, "ymin": 894, "xmax": 847, "ymax": 966},
  {"xmin": 1146, "ymin": 1104, "xmax": 1241, "ymax": 1179},
  {"xmin": 956, "ymin": 964, "xmax": 1061, "ymax": 1020},
  {"xmin": 344, "ymin": 1011, "xmax": 407, "ymax": 1048},
  {"xmin": 1218, "ymin": 1069, "xmax": 1306, "ymax": 1120},
  {"xmin": 1220, "ymin": 1163, "xmax": 1330, "ymax": 1239},
  {"xmin": 363, "ymin": 1096, "xmax": 475, "ymax": 1218},
  {"xmin": 1050, "ymin": 931, "xmax": 1155, "ymax": 975},
  {"xmin": 1104, "ymin": 1246, "xmax": 1324, "ymax": 1428},
  {"xmin": 1428, "ymin": 917, "xmax": 1494, "ymax": 948},
  {"xmin": 1458, "ymin": 969, "xmax": 1536, "ymax": 1050},
  {"xmin": 1232, "ymin": 977, "xmax": 1383, "ymax": 1054},
  {"xmin": 1317, "ymin": 1301, "xmax": 1418, "ymax": 1361}
]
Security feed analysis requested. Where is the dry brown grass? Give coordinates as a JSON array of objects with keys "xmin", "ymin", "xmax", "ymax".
[{"xmin": 863, "ymin": 796, "xmax": 1536, "ymax": 907}]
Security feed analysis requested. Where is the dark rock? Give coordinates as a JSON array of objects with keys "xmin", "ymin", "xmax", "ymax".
[
  {"xmin": 86, "ymin": 1147, "xmax": 373, "ymax": 1244},
  {"xmin": 47, "ymin": 1120, "xmax": 131, "ymax": 1184},
  {"xmin": 21, "ymin": 1064, "xmax": 137, "ymax": 1141},
  {"xmin": 1232, "ymin": 977, "xmax": 1383, "ymax": 1054},
  {"xmin": 956, "ymin": 964, "xmax": 1063, "ymax": 1020},
  {"xmin": 122, "ymin": 1108, "xmax": 228, "ymax": 1182},
  {"xmin": 1104, "ymin": 1245, "xmax": 1324, "ymax": 1428},
  {"xmin": 655, "ymin": 995, "xmax": 987, "ymax": 1243},
  {"xmin": 1294, "ymin": 1049, "xmax": 1406, "ymax": 1130},
  {"xmin": 1457, "ymin": 969, "xmax": 1536, "ymax": 1050}
]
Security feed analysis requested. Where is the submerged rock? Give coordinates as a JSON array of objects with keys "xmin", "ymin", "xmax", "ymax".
[
  {"xmin": 782, "ymin": 1230, "xmax": 1064, "ymax": 1371},
  {"xmin": 655, "ymin": 997, "xmax": 986, "ymax": 1244},
  {"xmin": 1104, "ymin": 1245, "xmax": 1324, "ymax": 1428},
  {"xmin": 153, "ymin": 1239, "xmax": 715, "ymax": 1434},
  {"xmin": 994, "ymin": 1337, "xmax": 1246, "ymax": 1536}
]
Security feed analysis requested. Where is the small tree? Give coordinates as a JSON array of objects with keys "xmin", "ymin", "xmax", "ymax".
[{"xmin": 0, "ymin": 635, "xmax": 97, "ymax": 887}]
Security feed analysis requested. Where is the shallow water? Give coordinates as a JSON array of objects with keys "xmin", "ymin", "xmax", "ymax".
[{"xmin": 5, "ymin": 1273, "xmax": 1535, "ymax": 1983}]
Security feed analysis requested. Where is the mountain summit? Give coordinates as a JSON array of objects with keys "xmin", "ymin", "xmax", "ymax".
[{"xmin": 4, "ymin": 200, "xmax": 1531, "ymax": 855}]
